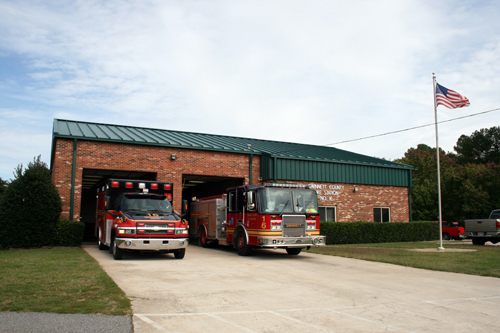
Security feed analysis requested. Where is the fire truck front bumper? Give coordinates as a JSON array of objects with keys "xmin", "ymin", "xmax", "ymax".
[
  {"xmin": 115, "ymin": 238, "xmax": 189, "ymax": 251},
  {"xmin": 257, "ymin": 235, "xmax": 326, "ymax": 248}
]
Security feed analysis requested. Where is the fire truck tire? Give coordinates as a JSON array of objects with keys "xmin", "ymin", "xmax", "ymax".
[
  {"xmin": 174, "ymin": 248, "xmax": 186, "ymax": 259},
  {"xmin": 108, "ymin": 237, "xmax": 114, "ymax": 254},
  {"xmin": 98, "ymin": 228, "xmax": 108, "ymax": 250},
  {"xmin": 286, "ymin": 248, "xmax": 302, "ymax": 255},
  {"xmin": 236, "ymin": 231, "xmax": 252, "ymax": 256},
  {"xmin": 112, "ymin": 239, "xmax": 123, "ymax": 260},
  {"xmin": 198, "ymin": 229, "xmax": 209, "ymax": 247}
]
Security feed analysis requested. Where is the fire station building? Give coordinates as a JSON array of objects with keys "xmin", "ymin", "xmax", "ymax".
[{"xmin": 50, "ymin": 119, "xmax": 413, "ymax": 237}]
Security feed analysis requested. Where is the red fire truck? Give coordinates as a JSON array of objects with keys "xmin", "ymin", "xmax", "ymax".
[
  {"xmin": 189, "ymin": 183, "xmax": 326, "ymax": 256},
  {"xmin": 95, "ymin": 179, "xmax": 189, "ymax": 260}
]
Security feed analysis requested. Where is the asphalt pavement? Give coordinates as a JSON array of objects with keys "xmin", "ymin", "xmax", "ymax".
[{"xmin": 0, "ymin": 312, "xmax": 132, "ymax": 333}]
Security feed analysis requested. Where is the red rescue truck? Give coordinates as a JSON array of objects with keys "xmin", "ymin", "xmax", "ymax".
[
  {"xmin": 189, "ymin": 183, "xmax": 326, "ymax": 256},
  {"xmin": 95, "ymin": 179, "xmax": 189, "ymax": 260}
]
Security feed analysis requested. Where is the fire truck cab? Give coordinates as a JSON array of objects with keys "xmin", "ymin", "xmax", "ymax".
[
  {"xmin": 189, "ymin": 183, "xmax": 326, "ymax": 256},
  {"xmin": 95, "ymin": 179, "xmax": 189, "ymax": 260}
]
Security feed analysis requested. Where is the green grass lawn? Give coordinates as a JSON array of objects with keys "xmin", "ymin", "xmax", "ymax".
[
  {"xmin": 307, "ymin": 240, "xmax": 500, "ymax": 278},
  {"xmin": 0, "ymin": 248, "xmax": 131, "ymax": 315}
]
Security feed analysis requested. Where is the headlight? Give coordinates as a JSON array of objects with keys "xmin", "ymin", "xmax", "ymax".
[
  {"xmin": 118, "ymin": 228, "xmax": 135, "ymax": 234},
  {"xmin": 175, "ymin": 229, "xmax": 188, "ymax": 235}
]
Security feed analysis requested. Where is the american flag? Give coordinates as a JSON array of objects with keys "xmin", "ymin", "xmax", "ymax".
[{"xmin": 435, "ymin": 83, "xmax": 470, "ymax": 109}]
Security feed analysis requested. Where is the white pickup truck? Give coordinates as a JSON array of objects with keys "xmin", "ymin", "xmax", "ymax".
[{"xmin": 463, "ymin": 209, "xmax": 500, "ymax": 245}]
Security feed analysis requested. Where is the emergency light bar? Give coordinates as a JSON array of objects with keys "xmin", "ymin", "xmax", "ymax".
[
  {"xmin": 264, "ymin": 183, "xmax": 310, "ymax": 189},
  {"xmin": 108, "ymin": 180, "xmax": 172, "ymax": 192}
]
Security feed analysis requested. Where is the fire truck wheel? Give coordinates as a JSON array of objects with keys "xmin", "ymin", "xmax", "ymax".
[
  {"xmin": 236, "ymin": 232, "xmax": 252, "ymax": 256},
  {"xmin": 112, "ymin": 239, "xmax": 123, "ymax": 260},
  {"xmin": 286, "ymin": 248, "xmax": 302, "ymax": 255},
  {"xmin": 442, "ymin": 233, "xmax": 451, "ymax": 241},
  {"xmin": 198, "ymin": 229, "xmax": 209, "ymax": 247},
  {"xmin": 98, "ymin": 229, "xmax": 108, "ymax": 250},
  {"xmin": 174, "ymin": 248, "xmax": 185, "ymax": 259}
]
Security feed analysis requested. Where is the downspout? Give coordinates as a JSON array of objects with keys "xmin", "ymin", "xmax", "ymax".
[
  {"xmin": 408, "ymin": 169, "xmax": 413, "ymax": 222},
  {"xmin": 273, "ymin": 156, "xmax": 277, "ymax": 183},
  {"xmin": 69, "ymin": 138, "xmax": 77, "ymax": 221}
]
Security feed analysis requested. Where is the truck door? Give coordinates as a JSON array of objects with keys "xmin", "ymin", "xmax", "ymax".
[{"xmin": 227, "ymin": 188, "xmax": 245, "ymax": 240}]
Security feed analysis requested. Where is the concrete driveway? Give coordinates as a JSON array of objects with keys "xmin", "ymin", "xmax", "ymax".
[{"xmin": 84, "ymin": 244, "xmax": 500, "ymax": 332}]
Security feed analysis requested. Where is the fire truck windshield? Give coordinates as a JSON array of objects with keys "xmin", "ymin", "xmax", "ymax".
[
  {"xmin": 258, "ymin": 188, "xmax": 318, "ymax": 214},
  {"xmin": 120, "ymin": 195, "xmax": 173, "ymax": 214}
]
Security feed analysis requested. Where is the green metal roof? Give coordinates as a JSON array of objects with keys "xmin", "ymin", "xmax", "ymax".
[{"xmin": 52, "ymin": 119, "xmax": 412, "ymax": 171}]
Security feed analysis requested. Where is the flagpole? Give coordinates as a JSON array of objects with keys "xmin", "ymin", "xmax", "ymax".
[{"xmin": 433, "ymin": 73, "xmax": 445, "ymax": 250}]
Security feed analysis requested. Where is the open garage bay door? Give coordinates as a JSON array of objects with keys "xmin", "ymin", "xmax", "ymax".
[
  {"xmin": 182, "ymin": 175, "xmax": 243, "ymax": 202},
  {"xmin": 80, "ymin": 171, "xmax": 243, "ymax": 241},
  {"xmin": 80, "ymin": 169, "xmax": 157, "ymax": 241},
  {"xmin": 82, "ymin": 169, "xmax": 157, "ymax": 190}
]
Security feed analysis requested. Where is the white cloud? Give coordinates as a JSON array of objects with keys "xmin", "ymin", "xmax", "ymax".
[{"xmin": 1, "ymin": 0, "xmax": 500, "ymax": 179}]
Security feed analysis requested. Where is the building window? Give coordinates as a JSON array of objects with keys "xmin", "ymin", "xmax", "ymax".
[
  {"xmin": 319, "ymin": 206, "xmax": 336, "ymax": 222},
  {"xmin": 374, "ymin": 207, "xmax": 390, "ymax": 222}
]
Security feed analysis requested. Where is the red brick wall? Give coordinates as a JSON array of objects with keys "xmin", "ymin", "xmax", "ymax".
[
  {"xmin": 52, "ymin": 139, "xmax": 260, "ymax": 220},
  {"xmin": 52, "ymin": 139, "xmax": 76, "ymax": 220},
  {"xmin": 271, "ymin": 180, "xmax": 410, "ymax": 222},
  {"xmin": 52, "ymin": 138, "xmax": 409, "ymax": 222}
]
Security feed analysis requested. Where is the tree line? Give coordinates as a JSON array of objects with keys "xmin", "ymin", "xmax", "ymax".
[{"xmin": 395, "ymin": 126, "xmax": 500, "ymax": 222}]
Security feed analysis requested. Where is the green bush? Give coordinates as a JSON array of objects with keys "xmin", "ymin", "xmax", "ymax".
[
  {"xmin": 0, "ymin": 156, "xmax": 62, "ymax": 249},
  {"xmin": 320, "ymin": 221, "xmax": 439, "ymax": 245},
  {"xmin": 51, "ymin": 219, "xmax": 85, "ymax": 247}
]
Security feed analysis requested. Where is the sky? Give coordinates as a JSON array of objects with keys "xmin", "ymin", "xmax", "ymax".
[{"xmin": 1, "ymin": 0, "xmax": 499, "ymax": 181}]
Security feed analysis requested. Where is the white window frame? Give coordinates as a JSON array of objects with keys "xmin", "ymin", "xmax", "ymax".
[
  {"xmin": 374, "ymin": 207, "xmax": 390, "ymax": 222},
  {"xmin": 319, "ymin": 206, "xmax": 336, "ymax": 222}
]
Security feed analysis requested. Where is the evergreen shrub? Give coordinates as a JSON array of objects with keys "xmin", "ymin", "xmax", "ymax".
[
  {"xmin": 51, "ymin": 219, "xmax": 85, "ymax": 246},
  {"xmin": 0, "ymin": 156, "xmax": 62, "ymax": 249},
  {"xmin": 320, "ymin": 221, "xmax": 439, "ymax": 245}
]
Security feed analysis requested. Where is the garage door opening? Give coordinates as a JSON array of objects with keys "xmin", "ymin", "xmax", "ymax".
[
  {"xmin": 181, "ymin": 175, "xmax": 243, "ymax": 203},
  {"xmin": 80, "ymin": 169, "xmax": 157, "ymax": 241}
]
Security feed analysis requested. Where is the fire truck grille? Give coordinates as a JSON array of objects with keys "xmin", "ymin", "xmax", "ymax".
[
  {"xmin": 138, "ymin": 223, "xmax": 174, "ymax": 235},
  {"xmin": 282, "ymin": 215, "xmax": 306, "ymax": 237}
]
